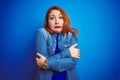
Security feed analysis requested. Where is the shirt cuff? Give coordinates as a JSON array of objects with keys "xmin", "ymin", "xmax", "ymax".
[{"xmin": 61, "ymin": 49, "xmax": 71, "ymax": 58}]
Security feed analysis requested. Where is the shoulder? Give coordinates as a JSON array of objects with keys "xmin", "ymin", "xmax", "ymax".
[
  {"xmin": 66, "ymin": 28, "xmax": 78, "ymax": 41},
  {"xmin": 70, "ymin": 28, "xmax": 78, "ymax": 39},
  {"xmin": 37, "ymin": 28, "xmax": 50, "ymax": 35},
  {"xmin": 37, "ymin": 28, "xmax": 50, "ymax": 40},
  {"xmin": 68, "ymin": 32, "xmax": 72, "ymax": 37},
  {"xmin": 37, "ymin": 28, "xmax": 47, "ymax": 33}
]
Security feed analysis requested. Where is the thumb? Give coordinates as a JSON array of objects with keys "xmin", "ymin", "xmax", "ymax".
[
  {"xmin": 71, "ymin": 43, "xmax": 78, "ymax": 48},
  {"xmin": 36, "ymin": 53, "xmax": 42, "ymax": 58}
]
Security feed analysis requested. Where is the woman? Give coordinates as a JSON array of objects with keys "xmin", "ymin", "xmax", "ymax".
[{"xmin": 36, "ymin": 6, "xmax": 80, "ymax": 80}]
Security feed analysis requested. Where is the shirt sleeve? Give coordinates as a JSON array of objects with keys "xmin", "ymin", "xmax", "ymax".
[
  {"xmin": 46, "ymin": 58, "xmax": 78, "ymax": 72},
  {"xmin": 36, "ymin": 29, "xmax": 48, "ymax": 58}
]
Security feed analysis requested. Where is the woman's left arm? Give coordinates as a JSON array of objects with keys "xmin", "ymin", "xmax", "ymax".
[
  {"xmin": 46, "ymin": 57, "xmax": 78, "ymax": 72},
  {"xmin": 45, "ymin": 34, "xmax": 80, "ymax": 72}
]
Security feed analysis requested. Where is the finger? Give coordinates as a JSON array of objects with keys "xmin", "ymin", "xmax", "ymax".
[
  {"xmin": 73, "ymin": 52, "xmax": 80, "ymax": 58},
  {"xmin": 36, "ymin": 53, "xmax": 43, "ymax": 58},
  {"xmin": 71, "ymin": 43, "xmax": 78, "ymax": 48},
  {"xmin": 78, "ymin": 50, "xmax": 80, "ymax": 54},
  {"xmin": 36, "ymin": 53, "xmax": 41, "ymax": 57},
  {"xmin": 73, "ymin": 50, "xmax": 80, "ymax": 54},
  {"xmin": 77, "ymin": 49, "xmax": 80, "ymax": 52},
  {"xmin": 74, "ymin": 55, "xmax": 80, "ymax": 58},
  {"xmin": 75, "ymin": 49, "xmax": 80, "ymax": 53},
  {"xmin": 36, "ymin": 52, "xmax": 43, "ymax": 56},
  {"xmin": 41, "ymin": 62, "xmax": 46, "ymax": 66},
  {"xmin": 75, "ymin": 53, "xmax": 80, "ymax": 57},
  {"xmin": 72, "ymin": 54, "xmax": 79, "ymax": 58},
  {"xmin": 38, "ymin": 53, "xmax": 45, "ymax": 58},
  {"xmin": 36, "ymin": 57, "xmax": 40, "ymax": 62},
  {"xmin": 42, "ymin": 63, "xmax": 47, "ymax": 69},
  {"xmin": 75, "ymin": 54, "xmax": 80, "ymax": 58},
  {"xmin": 72, "ymin": 48, "xmax": 80, "ymax": 53}
]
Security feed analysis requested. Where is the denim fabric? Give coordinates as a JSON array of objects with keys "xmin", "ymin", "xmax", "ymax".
[{"xmin": 36, "ymin": 28, "xmax": 80, "ymax": 80}]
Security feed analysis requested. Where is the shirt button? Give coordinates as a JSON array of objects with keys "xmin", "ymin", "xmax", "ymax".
[
  {"xmin": 64, "ymin": 45, "xmax": 67, "ymax": 47},
  {"xmin": 53, "ymin": 49, "xmax": 55, "ymax": 51}
]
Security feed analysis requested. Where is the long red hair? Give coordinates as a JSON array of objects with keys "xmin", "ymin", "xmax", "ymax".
[{"xmin": 44, "ymin": 6, "xmax": 78, "ymax": 39}]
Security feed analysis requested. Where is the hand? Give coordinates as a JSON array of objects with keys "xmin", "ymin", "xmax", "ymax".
[
  {"xmin": 36, "ymin": 53, "xmax": 47, "ymax": 69},
  {"xmin": 69, "ymin": 43, "xmax": 80, "ymax": 58}
]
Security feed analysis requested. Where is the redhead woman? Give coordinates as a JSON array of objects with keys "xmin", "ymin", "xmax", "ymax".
[{"xmin": 36, "ymin": 6, "xmax": 80, "ymax": 80}]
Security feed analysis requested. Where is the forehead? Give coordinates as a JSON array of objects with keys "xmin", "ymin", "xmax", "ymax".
[{"xmin": 49, "ymin": 10, "xmax": 62, "ymax": 16}]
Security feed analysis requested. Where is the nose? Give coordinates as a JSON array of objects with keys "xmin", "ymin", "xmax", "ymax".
[{"xmin": 55, "ymin": 18, "xmax": 59, "ymax": 24}]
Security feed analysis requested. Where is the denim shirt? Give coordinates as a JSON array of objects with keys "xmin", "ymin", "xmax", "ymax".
[{"xmin": 36, "ymin": 28, "xmax": 80, "ymax": 80}]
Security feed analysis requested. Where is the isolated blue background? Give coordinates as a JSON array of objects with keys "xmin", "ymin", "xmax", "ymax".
[{"xmin": 0, "ymin": 0, "xmax": 120, "ymax": 80}]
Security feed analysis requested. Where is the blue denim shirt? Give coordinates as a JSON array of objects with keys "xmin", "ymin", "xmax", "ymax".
[{"xmin": 36, "ymin": 28, "xmax": 80, "ymax": 80}]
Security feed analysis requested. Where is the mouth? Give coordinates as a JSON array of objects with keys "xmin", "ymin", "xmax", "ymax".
[{"xmin": 55, "ymin": 26, "xmax": 61, "ymax": 28}]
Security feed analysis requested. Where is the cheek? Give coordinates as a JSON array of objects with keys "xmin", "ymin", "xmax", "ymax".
[
  {"xmin": 48, "ymin": 21, "xmax": 54, "ymax": 27},
  {"xmin": 60, "ymin": 20, "xmax": 64, "ymax": 25},
  {"xmin": 50, "ymin": 26, "xmax": 54, "ymax": 30}
]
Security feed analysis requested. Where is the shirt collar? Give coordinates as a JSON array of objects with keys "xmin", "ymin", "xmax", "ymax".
[{"xmin": 52, "ymin": 32, "xmax": 63, "ymax": 37}]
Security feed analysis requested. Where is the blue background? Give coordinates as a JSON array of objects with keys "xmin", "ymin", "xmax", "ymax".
[{"xmin": 0, "ymin": 0, "xmax": 120, "ymax": 80}]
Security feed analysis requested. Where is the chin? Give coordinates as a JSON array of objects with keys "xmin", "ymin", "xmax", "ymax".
[
  {"xmin": 54, "ymin": 30, "xmax": 62, "ymax": 33},
  {"xmin": 54, "ymin": 29, "xmax": 62, "ymax": 33}
]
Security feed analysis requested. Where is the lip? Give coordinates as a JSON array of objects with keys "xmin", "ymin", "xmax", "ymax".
[{"xmin": 55, "ymin": 26, "xmax": 61, "ymax": 28}]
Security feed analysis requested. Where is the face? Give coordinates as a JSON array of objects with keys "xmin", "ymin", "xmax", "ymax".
[{"xmin": 48, "ymin": 10, "xmax": 64, "ymax": 33}]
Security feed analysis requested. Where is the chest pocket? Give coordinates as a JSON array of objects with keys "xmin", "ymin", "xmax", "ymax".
[
  {"xmin": 60, "ymin": 39, "xmax": 71, "ymax": 50},
  {"xmin": 47, "ymin": 38, "xmax": 55, "ymax": 56}
]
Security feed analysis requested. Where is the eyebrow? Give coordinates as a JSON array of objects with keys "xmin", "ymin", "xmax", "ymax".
[{"xmin": 49, "ymin": 14, "xmax": 62, "ymax": 16}]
